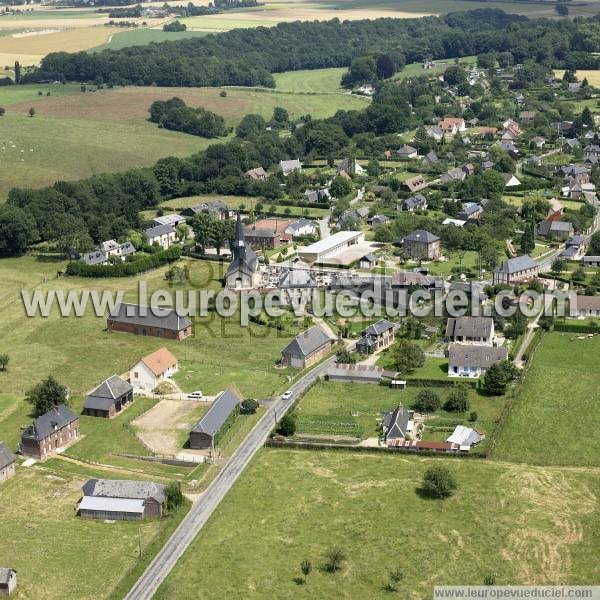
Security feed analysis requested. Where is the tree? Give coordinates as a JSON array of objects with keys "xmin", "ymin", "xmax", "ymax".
[
  {"xmin": 240, "ymin": 398, "xmax": 259, "ymax": 414},
  {"xmin": 235, "ymin": 113, "xmax": 267, "ymax": 138},
  {"xmin": 421, "ymin": 466, "xmax": 457, "ymax": 499},
  {"xmin": 376, "ymin": 54, "xmax": 395, "ymax": 80},
  {"xmin": 552, "ymin": 258, "xmax": 567, "ymax": 274},
  {"xmin": 0, "ymin": 206, "xmax": 38, "ymax": 257},
  {"xmin": 555, "ymin": 3, "xmax": 569, "ymax": 15},
  {"xmin": 0, "ymin": 107, "xmax": 5, "ymax": 117},
  {"xmin": 390, "ymin": 339, "xmax": 425, "ymax": 375},
  {"xmin": 272, "ymin": 106, "xmax": 289, "ymax": 125},
  {"xmin": 0, "ymin": 354, "xmax": 8, "ymax": 371},
  {"xmin": 336, "ymin": 348, "xmax": 356, "ymax": 364},
  {"xmin": 276, "ymin": 413, "xmax": 297, "ymax": 436},
  {"xmin": 165, "ymin": 481, "xmax": 184, "ymax": 511},
  {"xmin": 413, "ymin": 389, "xmax": 440, "ymax": 412},
  {"xmin": 28, "ymin": 107, "xmax": 35, "ymax": 117},
  {"xmin": 330, "ymin": 176, "xmax": 352, "ymax": 198},
  {"xmin": 300, "ymin": 559, "xmax": 312, "ymax": 584},
  {"xmin": 444, "ymin": 385, "xmax": 470, "ymax": 412},
  {"xmin": 14, "ymin": 60, "xmax": 20, "ymax": 84},
  {"xmin": 520, "ymin": 221, "xmax": 536, "ymax": 254},
  {"xmin": 25, "ymin": 376, "xmax": 68, "ymax": 418},
  {"xmin": 323, "ymin": 547, "xmax": 346, "ymax": 573},
  {"xmin": 482, "ymin": 360, "xmax": 517, "ymax": 396}
]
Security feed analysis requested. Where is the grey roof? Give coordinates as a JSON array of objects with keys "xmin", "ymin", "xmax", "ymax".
[
  {"xmin": 327, "ymin": 364, "xmax": 384, "ymax": 382},
  {"xmin": 550, "ymin": 221, "xmax": 573, "ymax": 232},
  {"xmin": 383, "ymin": 405, "xmax": 413, "ymax": 441},
  {"xmin": 448, "ymin": 343, "xmax": 508, "ymax": 368},
  {"xmin": 79, "ymin": 496, "xmax": 145, "ymax": 514},
  {"xmin": 109, "ymin": 303, "xmax": 191, "ymax": 331},
  {"xmin": 287, "ymin": 217, "xmax": 317, "ymax": 234},
  {"xmin": 84, "ymin": 376, "xmax": 133, "ymax": 412},
  {"xmin": 227, "ymin": 213, "xmax": 259, "ymax": 278},
  {"xmin": 82, "ymin": 478, "xmax": 166, "ymax": 504},
  {"xmin": 0, "ymin": 569, "xmax": 16, "ymax": 586},
  {"xmin": 153, "ymin": 214, "xmax": 185, "ymax": 226},
  {"xmin": 364, "ymin": 319, "xmax": 395, "ymax": 337},
  {"xmin": 144, "ymin": 223, "xmax": 176, "ymax": 240},
  {"xmin": 402, "ymin": 194, "xmax": 427, "ymax": 210},
  {"xmin": 403, "ymin": 229, "xmax": 440, "ymax": 244},
  {"xmin": 496, "ymin": 254, "xmax": 537, "ymax": 274},
  {"xmin": 279, "ymin": 269, "xmax": 316, "ymax": 288},
  {"xmin": 191, "ymin": 386, "xmax": 242, "ymax": 437},
  {"xmin": 446, "ymin": 317, "xmax": 493, "ymax": 340},
  {"xmin": 279, "ymin": 159, "xmax": 302, "ymax": 174},
  {"xmin": 281, "ymin": 325, "xmax": 332, "ymax": 359},
  {"xmin": 245, "ymin": 227, "xmax": 279, "ymax": 239},
  {"xmin": 21, "ymin": 405, "xmax": 78, "ymax": 442},
  {"xmin": 81, "ymin": 249, "xmax": 107, "ymax": 265},
  {"xmin": 182, "ymin": 200, "xmax": 228, "ymax": 216},
  {"xmin": 0, "ymin": 442, "xmax": 16, "ymax": 470},
  {"xmin": 583, "ymin": 255, "xmax": 600, "ymax": 263},
  {"xmin": 398, "ymin": 144, "xmax": 417, "ymax": 156}
]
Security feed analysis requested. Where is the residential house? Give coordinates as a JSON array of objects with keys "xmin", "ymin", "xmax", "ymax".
[
  {"xmin": 391, "ymin": 271, "xmax": 442, "ymax": 290},
  {"xmin": 530, "ymin": 136, "xmax": 545, "ymax": 149},
  {"xmin": 448, "ymin": 343, "xmax": 508, "ymax": 378},
  {"xmin": 537, "ymin": 220, "xmax": 574, "ymax": 241},
  {"xmin": 402, "ymin": 230, "xmax": 441, "ymax": 260},
  {"xmin": 181, "ymin": 200, "xmax": 230, "ymax": 220},
  {"xmin": 0, "ymin": 443, "xmax": 16, "ymax": 482},
  {"xmin": 245, "ymin": 166, "xmax": 268, "ymax": 181},
  {"xmin": 337, "ymin": 158, "xmax": 364, "ymax": 177},
  {"xmin": 358, "ymin": 253, "xmax": 379, "ymax": 269},
  {"xmin": 143, "ymin": 224, "xmax": 177, "ymax": 249},
  {"xmin": 0, "ymin": 569, "xmax": 16, "ymax": 596},
  {"xmin": 356, "ymin": 319, "xmax": 396, "ymax": 354},
  {"xmin": 498, "ymin": 140, "xmax": 519, "ymax": 158},
  {"xmin": 226, "ymin": 213, "xmax": 261, "ymax": 290},
  {"xmin": 243, "ymin": 227, "xmax": 281, "ymax": 250},
  {"xmin": 285, "ymin": 218, "xmax": 319, "ymax": 238},
  {"xmin": 528, "ymin": 155, "xmax": 542, "ymax": 167},
  {"xmin": 153, "ymin": 214, "xmax": 186, "ymax": 228},
  {"xmin": 399, "ymin": 194, "xmax": 427, "ymax": 212},
  {"xmin": 571, "ymin": 295, "xmax": 600, "ymax": 318},
  {"xmin": 81, "ymin": 240, "xmax": 136, "ymax": 266},
  {"xmin": 423, "ymin": 150, "xmax": 438, "ymax": 165},
  {"xmin": 398, "ymin": 144, "xmax": 418, "ymax": 159},
  {"xmin": 562, "ymin": 139, "xmax": 579, "ymax": 154},
  {"xmin": 445, "ymin": 316, "xmax": 494, "ymax": 345},
  {"xmin": 279, "ymin": 159, "xmax": 302, "ymax": 176},
  {"xmin": 519, "ymin": 110, "xmax": 537, "ymax": 124},
  {"xmin": 478, "ymin": 127, "xmax": 498, "ymax": 138},
  {"xmin": 20, "ymin": 405, "xmax": 80, "ymax": 460},
  {"xmin": 502, "ymin": 173, "xmax": 521, "ymax": 188},
  {"xmin": 584, "ymin": 145, "xmax": 600, "ymax": 161},
  {"xmin": 561, "ymin": 235, "xmax": 587, "ymax": 260},
  {"xmin": 79, "ymin": 479, "xmax": 166, "ymax": 521},
  {"xmin": 129, "ymin": 347, "xmax": 178, "ymax": 392},
  {"xmin": 83, "ymin": 376, "xmax": 134, "ymax": 419},
  {"xmin": 438, "ymin": 117, "xmax": 466, "ymax": 136},
  {"xmin": 583, "ymin": 256, "xmax": 600, "ymax": 268},
  {"xmin": 304, "ymin": 188, "xmax": 330, "ymax": 203},
  {"xmin": 481, "ymin": 160, "xmax": 495, "ymax": 170},
  {"xmin": 382, "ymin": 405, "xmax": 415, "ymax": 444},
  {"xmin": 493, "ymin": 255, "xmax": 539, "ymax": 285},
  {"xmin": 280, "ymin": 325, "xmax": 334, "ymax": 368},
  {"xmin": 446, "ymin": 425, "xmax": 485, "ymax": 450},
  {"xmin": 367, "ymin": 214, "xmax": 390, "ymax": 229},
  {"xmin": 457, "ymin": 202, "xmax": 483, "ymax": 221},
  {"xmin": 403, "ymin": 175, "xmax": 428, "ymax": 193},
  {"xmin": 441, "ymin": 167, "xmax": 466, "ymax": 183},
  {"xmin": 189, "ymin": 386, "xmax": 242, "ymax": 450},
  {"xmin": 425, "ymin": 125, "xmax": 444, "ymax": 141},
  {"xmin": 108, "ymin": 303, "xmax": 192, "ymax": 340}
]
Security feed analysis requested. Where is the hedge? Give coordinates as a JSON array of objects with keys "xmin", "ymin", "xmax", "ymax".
[
  {"xmin": 65, "ymin": 245, "xmax": 182, "ymax": 277},
  {"xmin": 553, "ymin": 321, "xmax": 600, "ymax": 334},
  {"xmin": 406, "ymin": 378, "xmax": 479, "ymax": 389}
]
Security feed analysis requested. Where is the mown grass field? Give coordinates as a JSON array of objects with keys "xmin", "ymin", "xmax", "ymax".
[
  {"xmin": 273, "ymin": 67, "xmax": 348, "ymax": 94},
  {"xmin": 0, "ymin": 466, "xmax": 187, "ymax": 600},
  {"xmin": 0, "ymin": 84, "xmax": 362, "ymax": 199},
  {"xmin": 493, "ymin": 332, "xmax": 600, "ymax": 467},
  {"xmin": 154, "ymin": 448, "xmax": 599, "ymax": 599},
  {"xmin": 90, "ymin": 28, "xmax": 209, "ymax": 52}
]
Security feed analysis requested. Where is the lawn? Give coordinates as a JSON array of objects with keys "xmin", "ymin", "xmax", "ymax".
[
  {"xmin": 273, "ymin": 68, "xmax": 349, "ymax": 94},
  {"xmin": 0, "ymin": 466, "xmax": 177, "ymax": 600},
  {"xmin": 0, "ymin": 85, "xmax": 363, "ymax": 199},
  {"xmin": 393, "ymin": 56, "xmax": 476, "ymax": 81},
  {"xmin": 154, "ymin": 448, "xmax": 600, "ymax": 599},
  {"xmin": 493, "ymin": 332, "xmax": 600, "ymax": 467},
  {"xmin": 377, "ymin": 350, "xmax": 450, "ymax": 381}
]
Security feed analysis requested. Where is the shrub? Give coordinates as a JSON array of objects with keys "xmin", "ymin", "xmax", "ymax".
[
  {"xmin": 413, "ymin": 389, "xmax": 440, "ymax": 412},
  {"xmin": 240, "ymin": 398, "xmax": 259, "ymax": 415},
  {"xmin": 323, "ymin": 547, "xmax": 346, "ymax": 573},
  {"xmin": 443, "ymin": 385, "xmax": 470, "ymax": 412},
  {"xmin": 421, "ymin": 466, "xmax": 457, "ymax": 499},
  {"xmin": 276, "ymin": 412, "xmax": 297, "ymax": 436}
]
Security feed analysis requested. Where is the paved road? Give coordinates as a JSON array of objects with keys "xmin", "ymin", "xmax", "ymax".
[{"xmin": 125, "ymin": 352, "xmax": 342, "ymax": 600}]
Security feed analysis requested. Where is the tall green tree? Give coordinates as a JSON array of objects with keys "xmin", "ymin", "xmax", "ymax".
[{"xmin": 25, "ymin": 376, "xmax": 68, "ymax": 418}]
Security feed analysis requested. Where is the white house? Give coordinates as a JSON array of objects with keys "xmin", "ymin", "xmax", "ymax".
[
  {"xmin": 285, "ymin": 218, "xmax": 319, "ymax": 238},
  {"xmin": 448, "ymin": 343, "xmax": 508, "ymax": 378},
  {"xmin": 143, "ymin": 224, "xmax": 178, "ymax": 249},
  {"xmin": 130, "ymin": 347, "xmax": 179, "ymax": 392}
]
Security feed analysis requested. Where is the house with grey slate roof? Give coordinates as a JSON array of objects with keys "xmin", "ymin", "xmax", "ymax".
[
  {"xmin": 79, "ymin": 479, "xmax": 166, "ymax": 520},
  {"xmin": 281, "ymin": 325, "xmax": 334, "ymax": 368},
  {"xmin": 382, "ymin": 405, "xmax": 415, "ymax": 444},
  {"xmin": 493, "ymin": 254, "xmax": 538, "ymax": 285},
  {"xmin": 108, "ymin": 303, "xmax": 192, "ymax": 340},
  {"xmin": 0, "ymin": 568, "xmax": 17, "ymax": 595},
  {"xmin": 445, "ymin": 317, "xmax": 494, "ymax": 345},
  {"xmin": 83, "ymin": 375, "xmax": 133, "ymax": 419},
  {"xmin": 0, "ymin": 442, "xmax": 16, "ymax": 482},
  {"xmin": 448, "ymin": 343, "xmax": 508, "ymax": 378},
  {"xmin": 356, "ymin": 319, "xmax": 396, "ymax": 355},
  {"xmin": 143, "ymin": 223, "xmax": 177, "ymax": 249},
  {"xmin": 279, "ymin": 158, "xmax": 302, "ymax": 176},
  {"xmin": 20, "ymin": 405, "xmax": 80, "ymax": 460},
  {"xmin": 402, "ymin": 230, "xmax": 441, "ymax": 260},
  {"xmin": 189, "ymin": 386, "xmax": 243, "ymax": 450}
]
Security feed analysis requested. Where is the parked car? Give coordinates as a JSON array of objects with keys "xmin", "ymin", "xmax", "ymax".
[{"xmin": 188, "ymin": 390, "xmax": 204, "ymax": 400}]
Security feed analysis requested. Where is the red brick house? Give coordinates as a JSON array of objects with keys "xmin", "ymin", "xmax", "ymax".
[{"xmin": 20, "ymin": 405, "xmax": 80, "ymax": 460}]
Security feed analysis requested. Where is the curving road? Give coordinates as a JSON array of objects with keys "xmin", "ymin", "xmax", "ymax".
[{"xmin": 125, "ymin": 352, "xmax": 341, "ymax": 600}]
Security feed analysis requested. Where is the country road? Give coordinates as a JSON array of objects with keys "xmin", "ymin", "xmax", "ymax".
[{"xmin": 125, "ymin": 351, "xmax": 342, "ymax": 600}]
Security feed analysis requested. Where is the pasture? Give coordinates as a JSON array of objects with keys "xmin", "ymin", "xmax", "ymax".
[
  {"xmin": 154, "ymin": 448, "xmax": 600, "ymax": 599},
  {"xmin": 273, "ymin": 67, "xmax": 348, "ymax": 94},
  {"xmin": 493, "ymin": 332, "xmax": 600, "ymax": 467},
  {"xmin": 0, "ymin": 84, "xmax": 362, "ymax": 198},
  {"xmin": 90, "ymin": 28, "xmax": 210, "ymax": 52}
]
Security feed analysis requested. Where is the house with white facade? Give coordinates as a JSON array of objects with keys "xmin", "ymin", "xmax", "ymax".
[{"xmin": 129, "ymin": 347, "xmax": 179, "ymax": 392}]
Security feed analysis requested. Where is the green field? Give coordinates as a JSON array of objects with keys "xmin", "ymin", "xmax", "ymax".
[
  {"xmin": 91, "ymin": 28, "xmax": 210, "ymax": 52},
  {"xmin": 273, "ymin": 68, "xmax": 349, "ymax": 94},
  {"xmin": 0, "ymin": 466, "xmax": 187, "ymax": 600},
  {"xmin": 154, "ymin": 448, "xmax": 599, "ymax": 599},
  {"xmin": 0, "ymin": 84, "xmax": 363, "ymax": 199},
  {"xmin": 493, "ymin": 332, "xmax": 600, "ymax": 467}
]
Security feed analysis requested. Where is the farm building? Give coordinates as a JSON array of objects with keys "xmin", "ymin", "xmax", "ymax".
[
  {"xmin": 447, "ymin": 425, "xmax": 485, "ymax": 450},
  {"xmin": 83, "ymin": 375, "xmax": 134, "ymax": 418},
  {"xmin": 130, "ymin": 347, "xmax": 178, "ymax": 392},
  {"xmin": 0, "ymin": 443, "xmax": 16, "ymax": 483},
  {"xmin": 108, "ymin": 303, "xmax": 192, "ymax": 340},
  {"xmin": 78, "ymin": 479, "xmax": 166, "ymax": 521},
  {"xmin": 189, "ymin": 386, "xmax": 242, "ymax": 450},
  {"xmin": 326, "ymin": 364, "xmax": 386, "ymax": 384},
  {"xmin": 0, "ymin": 568, "xmax": 16, "ymax": 596},
  {"xmin": 448, "ymin": 343, "xmax": 508, "ymax": 378},
  {"xmin": 20, "ymin": 405, "xmax": 80, "ymax": 460},
  {"xmin": 281, "ymin": 325, "xmax": 334, "ymax": 368}
]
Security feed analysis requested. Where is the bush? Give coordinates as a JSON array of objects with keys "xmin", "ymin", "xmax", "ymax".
[
  {"xmin": 240, "ymin": 398, "xmax": 259, "ymax": 415},
  {"xmin": 323, "ymin": 547, "xmax": 346, "ymax": 573},
  {"xmin": 276, "ymin": 412, "xmax": 297, "ymax": 436},
  {"xmin": 443, "ymin": 385, "xmax": 470, "ymax": 412},
  {"xmin": 421, "ymin": 466, "xmax": 457, "ymax": 499},
  {"xmin": 165, "ymin": 481, "xmax": 184, "ymax": 511},
  {"xmin": 413, "ymin": 389, "xmax": 440, "ymax": 412}
]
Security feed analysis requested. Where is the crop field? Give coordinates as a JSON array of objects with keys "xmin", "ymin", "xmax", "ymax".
[
  {"xmin": 0, "ymin": 84, "xmax": 362, "ymax": 199},
  {"xmin": 155, "ymin": 448, "xmax": 599, "ymax": 599},
  {"xmin": 493, "ymin": 332, "xmax": 600, "ymax": 467},
  {"xmin": 0, "ymin": 465, "xmax": 188, "ymax": 600}
]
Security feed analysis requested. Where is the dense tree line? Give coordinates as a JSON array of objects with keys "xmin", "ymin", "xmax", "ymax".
[
  {"xmin": 149, "ymin": 97, "xmax": 227, "ymax": 138},
  {"xmin": 25, "ymin": 10, "xmax": 528, "ymax": 87}
]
